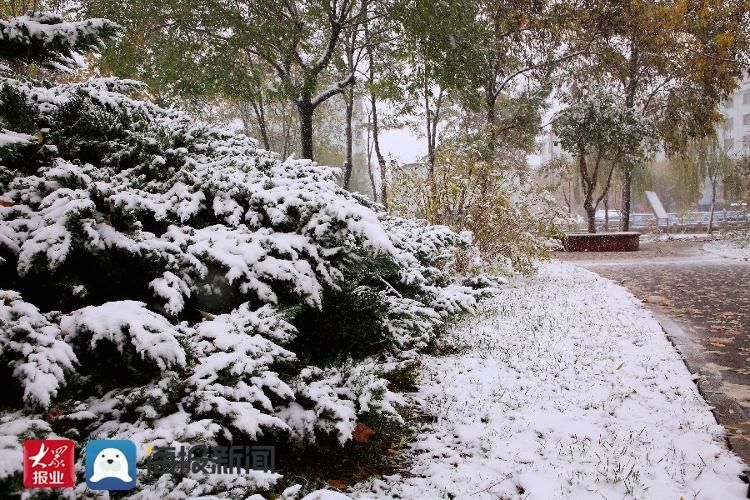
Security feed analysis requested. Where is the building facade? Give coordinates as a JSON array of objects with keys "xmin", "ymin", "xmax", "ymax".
[{"xmin": 718, "ymin": 73, "xmax": 750, "ymax": 156}]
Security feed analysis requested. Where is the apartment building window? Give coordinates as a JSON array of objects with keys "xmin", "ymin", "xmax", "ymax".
[
  {"xmin": 744, "ymin": 135, "xmax": 750, "ymax": 148},
  {"xmin": 744, "ymin": 113, "xmax": 750, "ymax": 126},
  {"xmin": 744, "ymin": 92, "xmax": 750, "ymax": 105},
  {"xmin": 725, "ymin": 118, "xmax": 734, "ymax": 131},
  {"xmin": 726, "ymin": 96, "xmax": 734, "ymax": 108}
]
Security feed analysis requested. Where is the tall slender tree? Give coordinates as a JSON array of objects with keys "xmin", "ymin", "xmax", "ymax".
[
  {"xmin": 391, "ymin": 0, "xmax": 484, "ymax": 174},
  {"xmin": 555, "ymin": 93, "xmax": 655, "ymax": 233},
  {"xmin": 688, "ymin": 136, "xmax": 732, "ymax": 233}
]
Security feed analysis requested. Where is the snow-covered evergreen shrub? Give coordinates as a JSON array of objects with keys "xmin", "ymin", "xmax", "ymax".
[
  {"xmin": 0, "ymin": 12, "xmax": 120, "ymax": 72},
  {"xmin": 0, "ymin": 13, "xmax": 497, "ymax": 497}
]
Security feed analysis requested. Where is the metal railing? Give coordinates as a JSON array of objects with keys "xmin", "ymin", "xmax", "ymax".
[{"xmin": 589, "ymin": 211, "xmax": 750, "ymax": 231}]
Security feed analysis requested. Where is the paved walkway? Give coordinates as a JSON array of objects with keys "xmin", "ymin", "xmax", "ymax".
[{"xmin": 557, "ymin": 240, "xmax": 750, "ymax": 469}]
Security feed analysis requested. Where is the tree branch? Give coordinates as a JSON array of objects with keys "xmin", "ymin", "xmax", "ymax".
[{"xmin": 311, "ymin": 71, "xmax": 356, "ymax": 107}]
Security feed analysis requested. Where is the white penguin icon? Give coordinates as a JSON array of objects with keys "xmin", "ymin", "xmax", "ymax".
[{"xmin": 90, "ymin": 448, "xmax": 132, "ymax": 482}]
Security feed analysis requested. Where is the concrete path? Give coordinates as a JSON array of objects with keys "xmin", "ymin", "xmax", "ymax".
[{"xmin": 557, "ymin": 239, "xmax": 750, "ymax": 470}]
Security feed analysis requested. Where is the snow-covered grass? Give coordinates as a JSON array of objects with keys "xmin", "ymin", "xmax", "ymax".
[
  {"xmin": 354, "ymin": 262, "xmax": 747, "ymax": 499},
  {"xmin": 704, "ymin": 238, "xmax": 750, "ymax": 261},
  {"xmin": 640, "ymin": 232, "xmax": 716, "ymax": 242},
  {"xmin": 640, "ymin": 229, "xmax": 750, "ymax": 244}
]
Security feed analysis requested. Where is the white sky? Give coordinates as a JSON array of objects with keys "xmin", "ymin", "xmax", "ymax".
[
  {"xmin": 369, "ymin": 97, "xmax": 561, "ymax": 166},
  {"xmin": 378, "ymin": 127, "xmax": 427, "ymax": 164}
]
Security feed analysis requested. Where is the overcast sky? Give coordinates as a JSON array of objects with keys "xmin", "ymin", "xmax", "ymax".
[{"xmin": 378, "ymin": 127, "xmax": 427, "ymax": 164}]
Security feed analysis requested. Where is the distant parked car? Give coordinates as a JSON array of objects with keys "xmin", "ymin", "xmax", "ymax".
[
  {"xmin": 595, "ymin": 209, "xmax": 621, "ymax": 226},
  {"xmin": 629, "ymin": 212, "xmax": 657, "ymax": 227}
]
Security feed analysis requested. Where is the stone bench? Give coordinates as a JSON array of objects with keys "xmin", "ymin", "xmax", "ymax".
[{"xmin": 563, "ymin": 232, "xmax": 640, "ymax": 252}]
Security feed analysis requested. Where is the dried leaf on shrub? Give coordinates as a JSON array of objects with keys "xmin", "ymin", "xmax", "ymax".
[
  {"xmin": 352, "ymin": 421, "xmax": 376, "ymax": 444},
  {"xmin": 327, "ymin": 479, "xmax": 347, "ymax": 490}
]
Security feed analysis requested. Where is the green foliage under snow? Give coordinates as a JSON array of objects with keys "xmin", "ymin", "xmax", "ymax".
[{"xmin": 0, "ymin": 13, "xmax": 501, "ymax": 498}]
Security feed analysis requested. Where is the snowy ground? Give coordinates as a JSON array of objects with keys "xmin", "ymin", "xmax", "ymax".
[
  {"xmin": 351, "ymin": 262, "xmax": 747, "ymax": 499},
  {"xmin": 704, "ymin": 238, "xmax": 750, "ymax": 261},
  {"xmin": 639, "ymin": 232, "xmax": 730, "ymax": 243},
  {"xmin": 639, "ymin": 229, "xmax": 750, "ymax": 245}
]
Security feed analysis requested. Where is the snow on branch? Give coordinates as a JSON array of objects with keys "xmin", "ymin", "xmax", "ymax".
[
  {"xmin": 60, "ymin": 301, "xmax": 187, "ymax": 370},
  {"xmin": 0, "ymin": 12, "xmax": 121, "ymax": 71},
  {"xmin": 0, "ymin": 291, "xmax": 77, "ymax": 408}
]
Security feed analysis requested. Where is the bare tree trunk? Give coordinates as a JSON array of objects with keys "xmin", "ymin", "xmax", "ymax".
[
  {"xmin": 586, "ymin": 209, "xmax": 596, "ymax": 232},
  {"xmin": 239, "ymin": 102, "xmax": 252, "ymax": 135},
  {"xmin": 485, "ymin": 81, "xmax": 496, "ymax": 129},
  {"xmin": 580, "ymin": 149, "xmax": 614, "ymax": 234},
  {"xmin": 621, "ymin": 38, "xmax": 639, "ymax": 232},
  {"xmin": 424, "ymin": 72, "xmax": 433, "ymax": 175},
  {"xmin": 343, "ymin": 83, "xmax": 355, "ymax": 189},
  {"xmin": 365, "ymin": 110, "xmax": 378, "ymax": 201},
  {"xmin": 365, "ymin": 18, "xmax": 387, "ymax": 208},
  {"xmin": 566, "ymin": 179, "xmax": 573, "ymax": 231},
  {"xmin": 341, "ymin": 22, "xmax": 359, "ymax": 190},
  {"xmin": 580, "ymin": 155, "xmax": 597, "ymax": 234},
  {"xmin": 370, "ymin": 93, "xmax": 387, "ymax": 208},
  {"xmin": 367, "ymin": 155, "xmax": 377, "ymax": 201},
  {"xmin": 251, "ymin": 99, "xmax": 271, "ymax": 151},
  {"xmin": 485, "ymin": 81, "xmax": 497, "ymax": 153},
  {"xmin": 282, "ymin": 106, "xmax": 292, "ymax": 158},
  {"xmin": 621, "ymin": 168, "xmax": 632, "ymax": 231},
  {"xmin": 424, "ymin": 74, "xmax": 443, "ymax": 177},
  {"xmin": 604, "ymin": 195, "xmax": 609, "ymax": 232},
  {"xmin": 297, "ymin": 99, "xmax": 315, "ymax": 160},
  {"xmin": 708, "ymin": 176, "xmax": 717, "ymax": 234},
  {"xmin": 430, "ymin": 88, "xmax": 443, "ymax": 165}
]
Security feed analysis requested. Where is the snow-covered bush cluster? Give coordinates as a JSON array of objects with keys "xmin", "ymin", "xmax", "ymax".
[
  {"xmin": 390, "ymin": 130, "xmax": 566, "ymax": 274},
  {"xmin": 0, "ymin": 12, "xmax": 119, "ymax": 72},
  {"xmin": 0, "ymin": 13, "xmax": 498, "ymax": 497}
]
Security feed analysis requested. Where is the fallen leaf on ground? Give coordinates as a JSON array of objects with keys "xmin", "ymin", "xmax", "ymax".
[{"xmin": 708, "ymin": 337, "xmax": 734, "ymax": 347}]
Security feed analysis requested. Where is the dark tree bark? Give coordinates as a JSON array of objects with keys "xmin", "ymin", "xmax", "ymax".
[
  {"xmin": 370, "ymin": 92, "xmax": 387, "ymax": 208},
  {"xmin": 423, "ymin": 71, "xmax": 443, "ymax": 177},
  {"xmin": 620, "ymin": 36, "xmax": 639, "ymax": 232},
  {"xmin": 579, "ymin": 146, "xmax": 616, "ymax": 234},
  {"xmin": 485, "ymin": 79, "xmax": 497, "ymax": 152},
  {"xmin": 297, "ymin": 99, "xmax": 315, "ymax": 161},
  {"xmin": 343, "ymin": 85, "xmax": 355, "ymax": 189},
  {"xmin": 365, "ymin": 108, "xmax": 378, "ymax": 201},
  {"xmin": 620, "ymin": 167, "xmax": 632, "ymax": 231},
  {"xmin": 603, "ymin": 196, "xmax": 609, "ymax": 232},
  {"xmin": 484, "ymin": 67, "xmax": 498, "ymax": 128},
  {"xmin": 251, "ymin": 99, "xmax": 271, "ymax": 151},
  {"xmin": 579, "ymin": 152, "xmax": 596, "ymax": 233},
  {"xmin": 281, "ymin": 107, "xmax": 292, "ymax": 158},
  {"xmin": 365, "ymin": 13, "xmax": 387, "ymax": 207},
  {"xmin": 342, "ymin": 23, "xmax": 358, "ymax": 190},
  {"xmin": 708, "ymin": 172, "xmax": 717, "ymax": 234}
]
